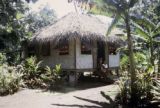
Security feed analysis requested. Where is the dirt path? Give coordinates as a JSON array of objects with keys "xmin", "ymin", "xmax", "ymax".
[{"xmin": 0, "ymin": 84, "xmax": 119, "ymax": 108}]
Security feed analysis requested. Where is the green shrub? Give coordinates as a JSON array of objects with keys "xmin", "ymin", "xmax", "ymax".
[
  {"xmin": 0, "ymin": 53, "xmax": 7, "ymax": 66},
  {"xmin": 120, "ymin": 52, "xmax": 148, "ymax": 76},
  {"xmin": 116, "ymin": 65, "xmax": 155, "ymax": 107},
  {"xmin": 151, "ymin": 79, "xmax": 160, "ymax": 107},
  {"xmin": 116, "ymin": 74, "xmax": 131, "ymax": 105},
  {"xmin": 43, "ymin": 64, "xmax": 62, "ymax": 89},
  {"xmin": 21, "ymin": 56, "xmax": 44, "ymax": 88},
  {"xmin": 0, "ymin": 64, "xmax": 23, "ymax": 96},
  {"xmin": 21, "ymin": 56, "xmax": 62, "ymax": 89},
  {"xmin": 120, "ymin": 54, "xmax": 129, "ymax": 72}
]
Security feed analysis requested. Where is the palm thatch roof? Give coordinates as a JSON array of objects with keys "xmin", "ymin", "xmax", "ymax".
[{"xmin": 31, "ymin": 12, "xmax": 124, "ymax": 46}]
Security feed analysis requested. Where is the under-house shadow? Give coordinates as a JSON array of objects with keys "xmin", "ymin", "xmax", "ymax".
[{"xmin": 44, "ymin": 74, "xmax": 115, "ymax": 93}]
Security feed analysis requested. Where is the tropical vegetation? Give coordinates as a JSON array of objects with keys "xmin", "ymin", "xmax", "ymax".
[
  {"xmin": 0, "ymin": 64, "xmax": 23, "ymax": 96},
  {"xmin": 68, "ymin": 0, "xmax": 160, "ymax": 107},
  {"xmin": 0, "ymin": 0, "xmax": 160, "ymax": 107}
]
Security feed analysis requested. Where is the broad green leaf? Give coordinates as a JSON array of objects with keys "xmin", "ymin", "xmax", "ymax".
[
  {"xmin": 132, "ymin": 17, "xmax": 156, "ymax": 32},
  {"xmin": 134, "ymin": 34, "xmax": 148, "ymax": 42},
  {"xmin": 54, "ymin": 64, "xmax": 61, "ymax": 75},
  {"xmin": 153, "ymin": 40, "xmax": 160, "ymax": 44},
  {"xmin": 45, "ymin": 66, "xmax": 52, "ymax": 74},
  {"xmin": 16, "ymin": 12, "xmax": 24, "ymax": 20},
  {"xmin": 133, "ymin": 22, "xmax": 150, "ymax": 40},
  {"xmin": 6, "ymin": 27, "xmax": 13, "ymax": 33}
]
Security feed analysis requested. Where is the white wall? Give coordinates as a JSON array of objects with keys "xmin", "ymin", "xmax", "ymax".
[
  {"xmin": 39, "ymin": 39, "xmax": 119, "ymax": 69},
  {"xmin": 40, "ymin": 40, "xmax": 75, "ymax": 69},
  {"xmin": 76, "ymin": 39, "xmax": 93, "ymax": 69},
  {"xmin": 40, "ymin": 39, "xmax": 93, "ymax": 69},
  {"xmin": 109, "ymin": 53, "xmax": 120, "ymax": 68}
]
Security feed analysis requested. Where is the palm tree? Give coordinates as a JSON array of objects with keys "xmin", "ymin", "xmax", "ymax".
[{"xmin": 96, "ymin": 0, "xmax": 139, "ymax": 103}]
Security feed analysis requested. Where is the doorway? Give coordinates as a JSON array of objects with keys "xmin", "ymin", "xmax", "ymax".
[{"xmin": 97, "ymin": 41, "xmax": 105, "ymax": 68}]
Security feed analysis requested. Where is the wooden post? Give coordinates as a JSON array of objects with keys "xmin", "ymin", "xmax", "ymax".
[
  {"xmin": 38, "ymin": 43, "xmax": 42, "ymax": 61},
  {"xmin": 92, "ymin": 40, "xmax": 97, "ymax": 69},
  {"xmin": 69, "ymin": 71, "xmax": 77, "ymax": 86},
  {"xmin": 74, "ymin": 38, "xmax": 77, "ymax": 69},
  {"xmin": 105, "ymin": 42, "xmax": 109, "ymax": 68},
  {"xmin": 68, "ymin": 38, "xmax": 77, "ymax": 86}
]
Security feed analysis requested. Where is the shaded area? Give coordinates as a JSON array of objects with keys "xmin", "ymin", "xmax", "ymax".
[
  {"xmin": 52, "ymin": 91, "xmax": 117, "ymax": 108},
  {"xmin": 45, "ymin": 75, "xmax": 114, "ymax": 93},
  {"xmin": 51, "ymin": 104, "xmax": 100, "ymax": 108}
]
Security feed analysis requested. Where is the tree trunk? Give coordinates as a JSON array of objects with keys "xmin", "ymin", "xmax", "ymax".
[
  {"xmin": 150, "ymin": 42, "xmax": 156, "ymax": 77},
  {"xmin": 158, "ymin": 47, "xmax": 160, "ymax": 78},
  {"xmin": 125, "ymin": 13, "xmax": 137, "ymax": 104},
  {"xmin": 150, "ymin": 41, "xmax": 154, "ymax": 66}
]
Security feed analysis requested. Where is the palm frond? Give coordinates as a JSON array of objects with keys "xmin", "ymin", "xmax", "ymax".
[
  {"xmin": 90, "ymin": 0, "xmax": 116, "ymax": 16},
  {"xmin": 152, "ymin": 23, "xmax": 160, "ymax": 37},
  {"xmin": 106, "ymin": 13, "xmax": 121, "ymax": 36},
  {"xmin": 103, "ymin": 0, "xmax": 126, "ymax": 11}
]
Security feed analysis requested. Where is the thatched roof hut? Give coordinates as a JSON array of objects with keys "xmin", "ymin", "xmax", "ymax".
[
  {"xmin": 31, "ymin": 12, "xmax": 124, "ymax": 47},
  {"xmin": 23, "ymin": 13, "xmax": 125, "ymax": 76}
]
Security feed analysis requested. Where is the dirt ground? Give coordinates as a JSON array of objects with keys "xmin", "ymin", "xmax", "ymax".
[{"xmin": 0, "ymin": 80, "xmax": 119, "ymax": 108}]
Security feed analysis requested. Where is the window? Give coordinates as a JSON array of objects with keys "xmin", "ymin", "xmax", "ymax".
[
  {"xmin": 108, "ymin": 46, "xmax": 116, "ymax": 55},
  {"xmin": 81, "ymin": 41, "xmax": 91, "ymax": 54},
  {"xmin": 42, "ymin": 42, "xmax": 50, "ymax": 56},
  {"xmin": 59, "ymin": 42, "xmax": 69, "ymax": 55},
  {"xmin": 28, "ymin": 46, "xmax": 35, "ymax": 57}
]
